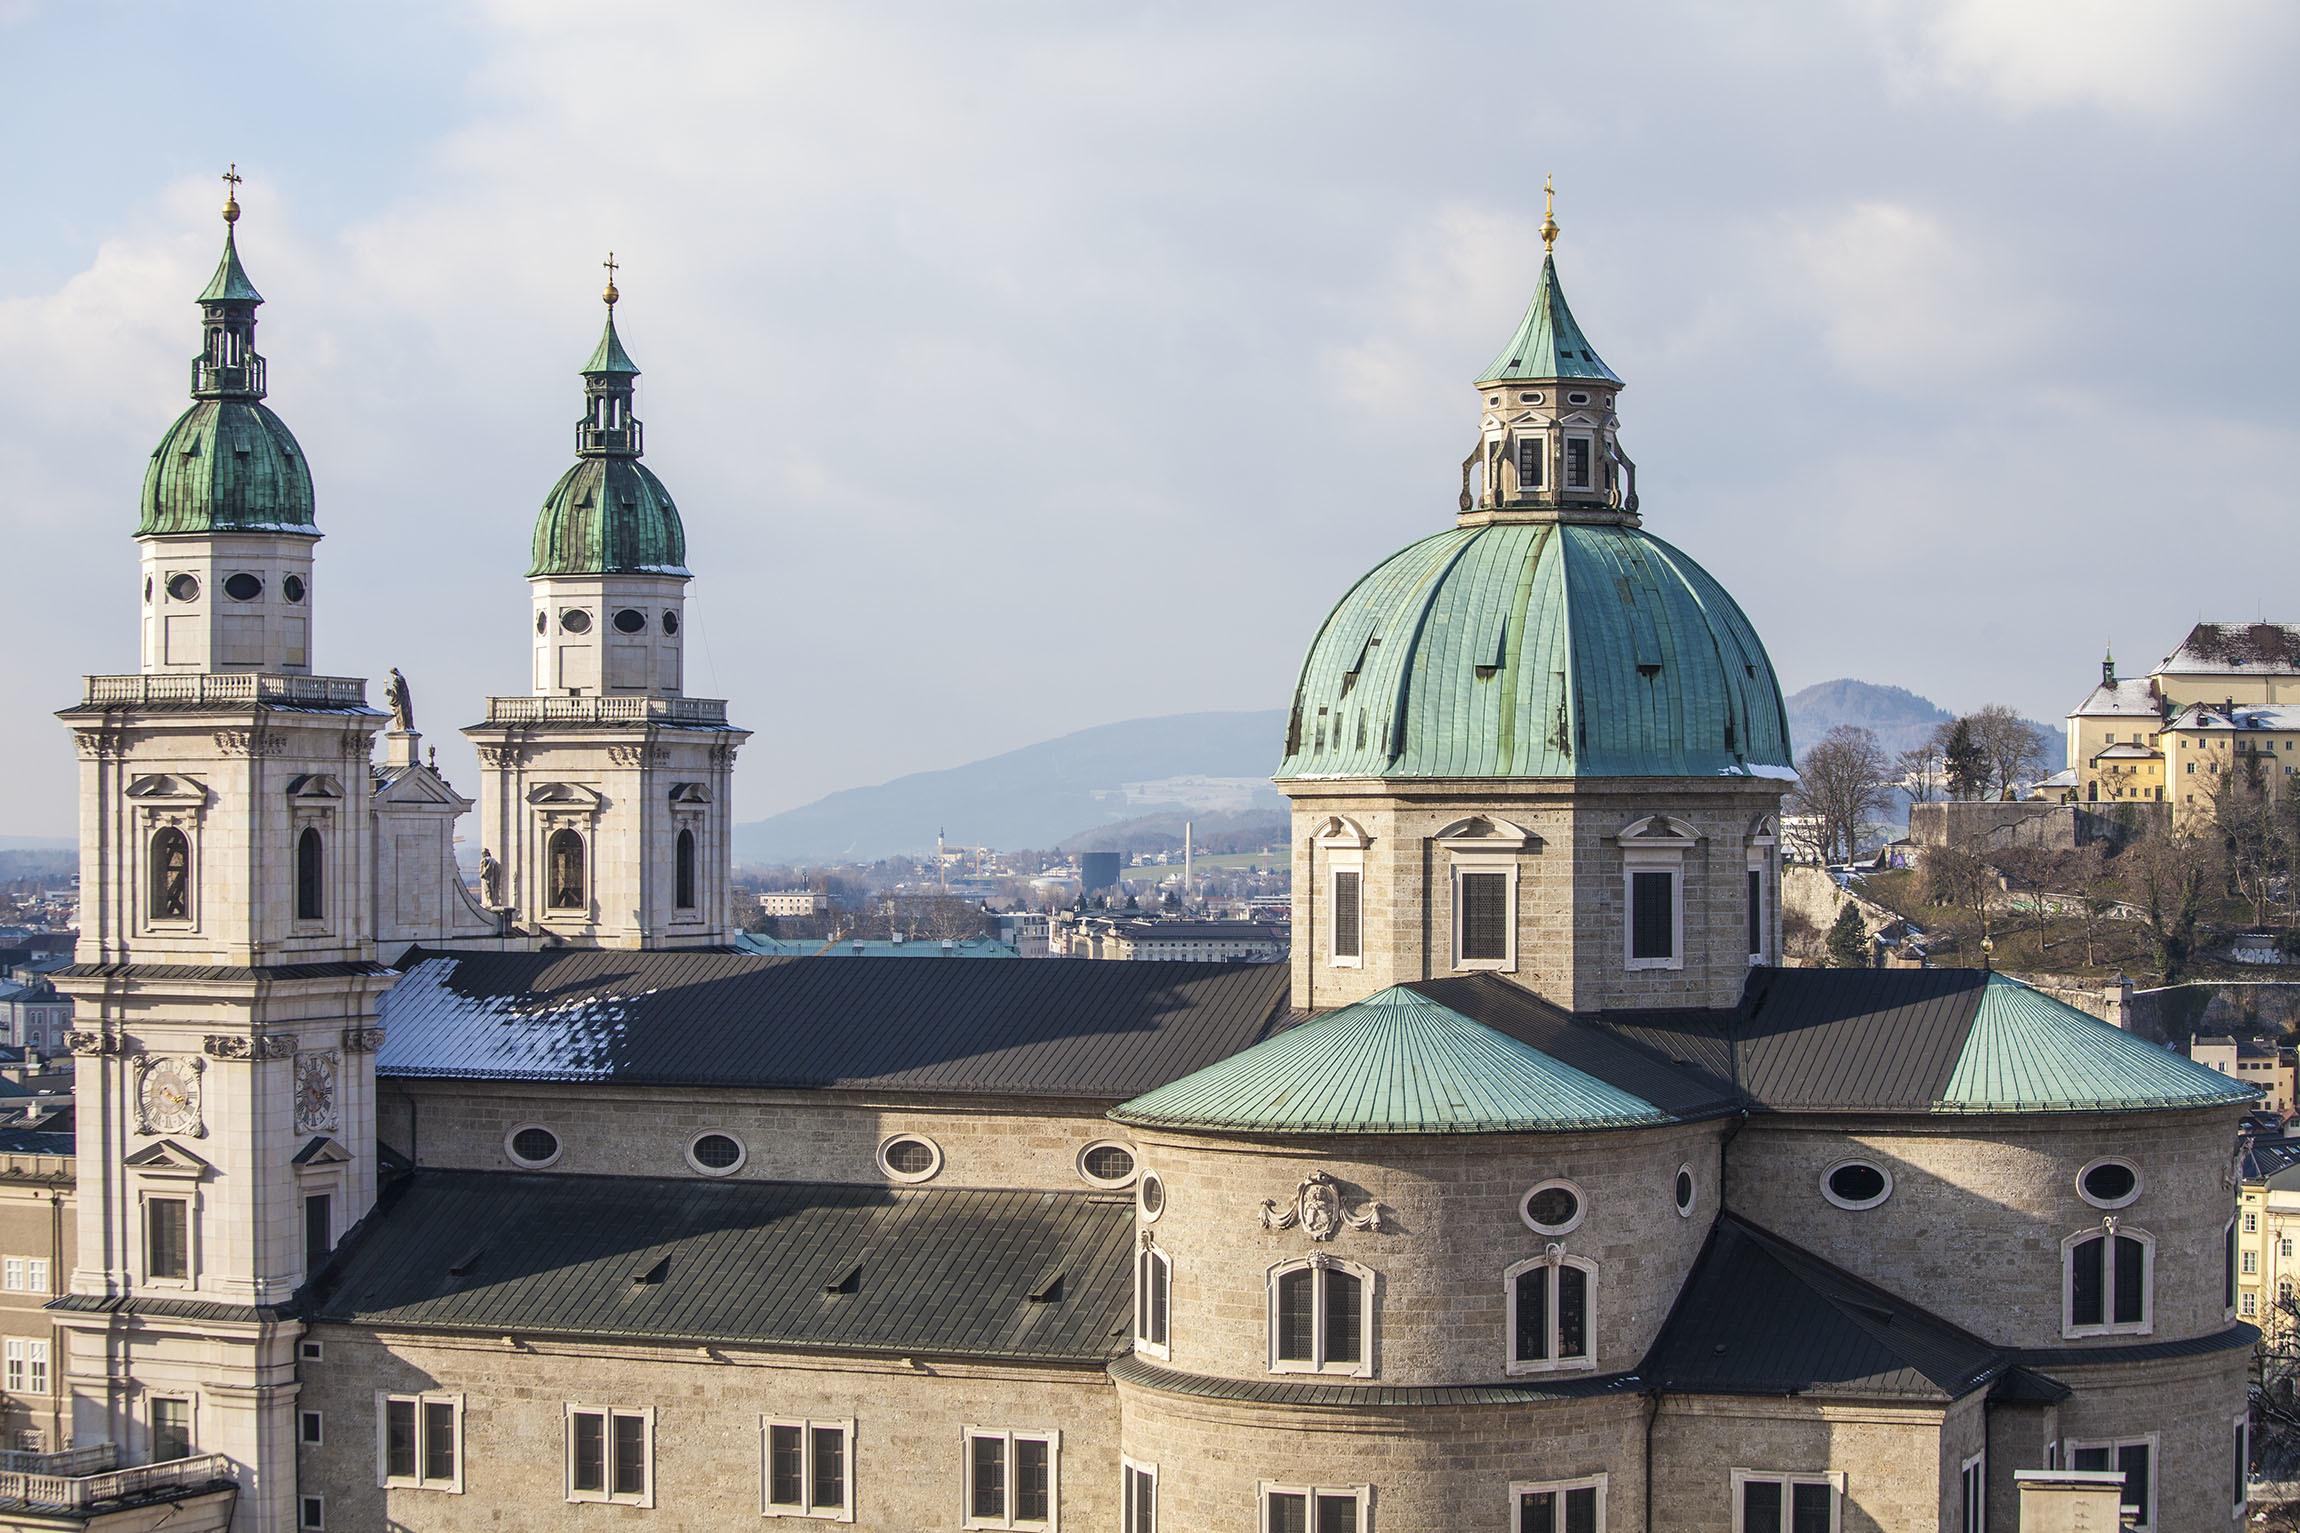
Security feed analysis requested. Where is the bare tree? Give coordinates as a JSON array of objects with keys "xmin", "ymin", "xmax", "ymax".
[
  {"xmin": 2218, "ymin": 758, "xmax": 2281, "ymax": 929},
  {"xmin": 1791, "ymin": 725, "xmax": 1895, "ymax": 866},
  {"xmin": 1921, "ymin": 844, "xmax": 2005, "ymax": 946},
  {"xmin": 2117, "ymin": 825, "xmax": 2224, "ymax": 983},
  {"xmin": 1896, "ymin": 739, "xmax": 1948, "ymax": 807},
  {"xmin": 1963, "ymin": 704, "xmax": 2052, "ymax": 799}
]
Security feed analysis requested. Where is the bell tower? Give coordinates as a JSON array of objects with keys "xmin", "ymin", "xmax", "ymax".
[
  {"xmin": 465, "ymin": 261, "xmax": 748, "ymax": 948},
  {"xmin": 51, "ymin": 174, "xmax": 392, "ymax": 1533}
]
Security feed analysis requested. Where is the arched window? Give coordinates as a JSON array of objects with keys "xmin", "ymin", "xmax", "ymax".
[
  {"xmin": 1506, "ymin": 1255, "xmax": 1596, "ymax": 1374},
  {"xmin": 1268, "ymin": 1257, "xmax": 1373, "ymax": 1377},
  {"xmin": 149, "ymin": 828, "xmax": 191, "ymax": 921},
  {"xmin": 1135, "ymin": 1243, "xmax": 1170, "ymax": 1360},
  {"xmin": 675, "ymin": 828, "xmax": 696, "ymax": 910},
  {"xmin": 295, "ymin": 827, "xmax": 324, "ymax": 921},
  {"xmin": 2065, "ymin": 1225, "xmax": 2153, "ymax": 1337},
  {"xmin": 546, "ymin": 829, "xmax": 587, "ymax": 911}
]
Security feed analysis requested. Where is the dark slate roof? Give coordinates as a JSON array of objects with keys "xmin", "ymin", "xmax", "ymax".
[
  {"xmin": 1730, "ymin": 967, "xmax": 1984, "ymax": 1111},
  {"xmin": 378, "ymin": 950, "xmax": 1291, "ymax": 1099},
  {"xmin": 1640, "ymin": 1216, "xmax": 2012, "ymax": 1402},
  {"xmin": 310, "ymin": 1171, "xmax": 1131, "ymax": 1363}
]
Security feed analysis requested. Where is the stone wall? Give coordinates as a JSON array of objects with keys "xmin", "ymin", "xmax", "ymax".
[
  {"xmin": 2045, "ymin": 1345, "xmax": 2252, "ymax": 1531},
  {"xmin": 1648, "ymin": 1396, "xmax": 1953, "ymax": 1532},
  {"xmin": 2124, "ymin": 980, "xmax": 2300, "ymax": 1047},
  {"xmin": 1907, "ymin": 801, "xmax": 2155, "ymax": 853}
]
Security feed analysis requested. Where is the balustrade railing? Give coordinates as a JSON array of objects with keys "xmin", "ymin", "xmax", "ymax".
[
  {"xmin": 82, "ymin": 673, "xmax": 368, "ymax": 708},
  {"xmin": 0, "ymin": 1448, "xmax": 230, "ymax": 1508},
  {"xmin": 484, "ymin": 694, "xmax": 728, "ymax": 725}
]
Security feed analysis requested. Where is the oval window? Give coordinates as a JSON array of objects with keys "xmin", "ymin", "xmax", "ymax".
[
  {"xmin": 1674, "ymin": 1165, "xmax": 1697, "ymax": 1218},
  {"xmin": 143, "ymin": 577, "xmax": 153, "ymax": 603},
  {"xmin": 223, "ymin": 572, "xmax": 263, "ymax": 601},
  {"xmin": 1524, "ymin": 391, "xmax": 1544, "ymax": 404},
  {"xmin": 506, "ymin": 1124, "xmax": 561, "ymax": 1168},
  {"xmin": 686, "ymin": 1131, "xmax": 745, "ymax": 1177},
  {"xmin": 1138, "ymin": 1170, "xmax": 1166, "ymax": 1222},
  {"xmin": 166, "ymin": 573, "xmax": 200, "ymax": 602},
  {"xmin": 282, "ymin": 574, "xmax": 306, "ymax": 603},
  {"xmin": 1486, "ymin": 394, "xmax": 1501, "ymax": 406},
  {"xmin": 662, "ymin": 610, "xmax": 680, "ymax": 635},
  {"xmin": 1567, "ymin": 391, "xmax": 1591, "ymax": 404},
  {"xmin": 878, "ymin": 1134, "xmax": 941, "ymax": 1182},
  {"xmin": 1521, "ymin": 1179, "xmax": 1585, "ymax": 1235},
  {"xmin": 2078, "ymin": 1158, "xmax": 2140, "ymax": 1209},
  {"xmin": 1822, "ymin": 1160, "xmax": 1891, "ymax": 1210},
  {"xmin": 613, "ymin": 608, "xmax": 648, "ymax": 634},
  {"xmin": 560, "ymin": 608, "xmax": 593, "ymax": 635},
  {"xmin": 535, "ymin": 610, "xmax": 548, "ymax": 635},
  {"xmin": 1078, "ymin": 1141, "xmax": 1137, "ymax": 1188}
]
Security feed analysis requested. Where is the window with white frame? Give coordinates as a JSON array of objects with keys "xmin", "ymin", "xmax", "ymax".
[
  {"xmin": 1136, "ymin": 1241, "xmax": 1170, "ymax": 1359},
  {"xmin": 300, "ymin": 1409, "xmax": 323, "ymax": 1446},
  {"xmin": 1506, "ymin": 1255, "xmax": 1595, "ymax": 1373},
  {"xmin": 1437, "ymin": 816, "xmax": 1532, "ymax": 971},
  {"xmin": 146, "ymin": 1196, "xmax": 192, "ymax": 1282},
  {"xmin": 762, "ymin": 1416, "xmax": 852, "ymax": 1520},
  {"xmin": 1959, "ymin": 1452, "xmax": 1984, "ymax": 1532},
  {"xmin": 1618, "ymin": 816, "xmax": 1697, "ymax": 971},
  {"xmin": 1262, "ymin": 1483, "xmax": 1367, "ymax": 1533},
  {"xmin": 567, "ymin": 1405, "xmax": 652, "ymax": 1506},
  {"xmin": 1514, "ymin": 1473, "xmax": 1604, "ymax": 1532},
  {"xmin": 299, "ymin": 1493, "xmax": 325, "ymax": 1531},
  {"xmin": 25, "ymin": 1258, "xmax": 45, "ymax": 1294},
  {"xmin": 3, "ymin": 1339, "xmax": 46, "ymax": 1395},
  {"xmin": 151, "ymin": 1397, "xmax": 193, "ymax": 1463},
  {"xmin": 1516, "ymin": 434, "xmax": 1546, "ymax": 492},
  {"xmin": 378, "ymin": 1392, "xmax": 462, "ymax": 1492},
  {"xmin": 2245, "ymin": 1249, "xmax": 2259, "ymax": 1276},
  {"xmin": 2, "ymin": 1257, "xmax": 20, "ymax": 1290},
  {"xmin": 1564, "ymin": 436, "xmax": 1593, "ymax": 490},
  {"xmin": 1269, "ymin": 1256, "xmax": 1373, "ymax": 1377},
  {"xmin": 1122, "ymin": 1458, "xmax": 1157, "ymax": 1533},
  {"xmin": 2066, "ymin": 1438, "xmax": 2153, "ymax": 1529},
  {"xmin": 1330, "ymin": 866, "xmax": 1363, "ymax": 966},
  {"xmin": 964, "ymin": 1427, "xmax": 1057, "ymax": 1529},
  {"xmin": 1732, "ymin": 1469, "xmax": 1842, "ymax": 1532},
  {"xmin": 2064, "ymin": 1225, "xmax": 2152, "ymax": 1336},
  {"xmin": 2235, "ymin": 1412, "xmax": 2251, "ymax": 1517},
  {"xmin": 2243, "ymin": 1291, "xmax": 2259, "ymax": 1317}
]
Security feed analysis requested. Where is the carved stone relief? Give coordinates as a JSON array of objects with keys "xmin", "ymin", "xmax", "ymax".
[{"xmin": 1259, "ymin": 1170, "xmax": 1386, "ymax": 1241}]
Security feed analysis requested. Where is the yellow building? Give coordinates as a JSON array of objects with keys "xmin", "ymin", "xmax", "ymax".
[
  {"xmin": 2067, "ymin": 622, "xmax": 2300, "ymax": 812},
  {"xmin": 2237, "ymin": 1139, "xmax": 2300, "ymax": 1343},
  {"xmin": 2163, "ymin": 701, "xmax": 2300, "ymax": 822}
]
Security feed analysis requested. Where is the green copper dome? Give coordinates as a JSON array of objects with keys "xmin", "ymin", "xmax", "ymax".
[
  {"xmin": 1278, "ymin": 519, "xmax": 1791, "ymax": 781},
  {"xmin": 529, "ymin": 306, "xmax": 689, "ymax": 578},
  {"xmin": 139, "ymin": 400, "xmax": 315, "ymax": 536}
]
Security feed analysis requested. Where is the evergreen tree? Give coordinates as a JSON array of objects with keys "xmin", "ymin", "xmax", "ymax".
[
  {"xmin": 1942, "ymin": 717, "xmax": 1989, "ymax": 800},
  {"xmin": 1826, "ymin": 903, "xmax": 1870, "ymax": 969}
]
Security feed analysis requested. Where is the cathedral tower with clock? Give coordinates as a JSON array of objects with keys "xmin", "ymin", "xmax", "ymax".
[{"xmin": 48, "ymin": 177, "xmax": 394, "ymax": 1533}]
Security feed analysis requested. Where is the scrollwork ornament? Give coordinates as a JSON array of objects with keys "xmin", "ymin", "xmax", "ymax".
[
  {"xmin": 1258, "ymin": 1170, "xmax": 1386, "ymax": 1241},
  {"xmin": 202, "ymin": 1035, "xmax": 254, "ymax": 1061},
  {"xmin": 340, "ymin": 1027, "xmax": 387, "ymax": 1054},
  {"xmin": 64, "ymin": 1030, "xmax": 117, "ymax": 1056}
]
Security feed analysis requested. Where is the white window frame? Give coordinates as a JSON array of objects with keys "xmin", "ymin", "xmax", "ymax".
[
  {"xmin": 298, "ymin": 1493, "xmax": 325, "ymax": 1531},
  {"xmin": 139, "ymin": 1187, "xmax": 200, "ymax": 1288},
  {"xmin": 684, "ymin": 1129, "xmax": 749, "ymax": 1178},
  {"xmin": 299, "ymin": 1408, "xmax": 324, "ymax": 1446},
  {"xmin": 961, "ymin": 1426, "xmax": 1060, "ymax": 1531},
  {"xmin": 502, "ymin": 1122, "xmax": 562, "ymax": 1169},
  {"xmin": 2234, "ymin": 1411, "xmax": 2251, "ymax": 1518},
  {"xmin": 1510, "ymin": 1473, "xmax": 1607, "ymax": 1532},
  {"xmin": 375, "ymin": 1391, "xmax": 463, "ymax": 1493},
  {"xmin": 2, "ymin": 1257, "xmax": 21, "ymax": 1291},
  {"xmin": 1328, "ymin": 857, "xmax": 1365, "ymax": 968},
  {"xmin": 1563, "ymin": 433, "xmax": 1596, "ymax": 490},
  {"xmin": 1819, "ymin": 1159, "xmax": 1893, "ymax": 1212},
  {"xmin": 1121, "ymin": 1456, "xmax": 1157, "ymax": 1533},
  {"xmin": 149, "ymin": 1394, "xmax": 196, "ymax": 1464},
  {"xmin": 2075, "ymin": 1156, "xmax": 2142, "ymax": 1210},
  {"xmin": 2242, "ymin": 1291, "xmax": 2258, "ymax": 1318},
  {"xmin": 24, "ymin": 1258, "xmax": 45, "ymax": 1295},
  {"xmin": 761, "ymin": 1415, "xmax": 855, "ymax": 1521},
  {"xmin": 1504, "ymin": 1254, "xmax": 1598, "ymax": 1376},
  {"xmin": 565, "ymin": 1403, "xmax": 654, "ymax": 1507},
  {"xmin": 1452, "ymin": 861, "xmax": 1517, "ymax": 971},
  {"xmin": 2061, "ymin": 1224, "xmax": 2155, "ymax": 1338},
  {"xmin": 1746, "ymin": 816, "xmax": 1777, "ymax": 964},
  {"xmin": 1259, "ymin": 1482, "xmax": 1369, "ymax": 1532},
  {"xmin": 1959, "ymin": 1451, "xmax": 1984, "ymax": 1533},
  {"xmin": 1520, "ymin": 1177, "xmax": 1588, "ymax": 1236},
  {"xmin": 876, "ymin": 1133, "xmax": 944, "ymax": 1184},
  {"xmin": 1617, "ymin": 816, "xmax": 1697, "ymax": 972},
  {"xmin": 1436, "ymin": 816, "xmax": 1533, "ymax": 974},
  {"xmin": 1077, "ymin": 1140, "xmax": 1138, "ymax": 1190},
  {"xmin": 1730, "ymin": 1468, "xmax": 1844, "ymax": 1532},
  {"xmin": 1268, "ymin": 1255, "xmax": 1376, "ymax": 1378},
  {"xmin": 4, "ymin": 1338, "xmax": 47, "ymax": 1396},
  {"xmin": 2064, "ymin": 1435, "xmax": 2157, "ymax": 1529},
  {"xmin": 1136, "ymin": 1240, "xmax": 1172, "ymax": 1361}
]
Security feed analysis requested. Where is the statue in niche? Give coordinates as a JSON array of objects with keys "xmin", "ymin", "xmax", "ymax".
[{"xmin": 384, "ymin": 668, "xmax": 414, "ymax": 733}]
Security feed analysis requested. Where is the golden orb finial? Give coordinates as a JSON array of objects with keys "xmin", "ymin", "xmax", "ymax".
[
  {"xmin": 602, "ymin": 250, "xmax": 620, "ymax": 307},
  {"xmin": 1540, "ymin": 173, "xmax": 1558, "ymax": 253},
  {"xmin": 221, "ymin": 163, "xmax": 243, "ymax": 226}
]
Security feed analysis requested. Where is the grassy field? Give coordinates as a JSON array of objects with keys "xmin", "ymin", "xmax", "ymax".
[{"xmin": 1124, "ymin": 851, "xmax": 1288, "ymax": 880}]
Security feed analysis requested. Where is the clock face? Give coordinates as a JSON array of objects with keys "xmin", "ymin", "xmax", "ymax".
[
  {"xmin": 138, "ymin": 1057, "xmax": 201, "ymax": 1136},
  {"xmin": 294, "ymin": 1050, "xmax": 338, "ymax": 1134}
]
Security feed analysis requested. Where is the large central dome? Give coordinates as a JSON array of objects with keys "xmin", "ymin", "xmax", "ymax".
[{"xmin": 1278, "ymin": 519, "xmax": 1790, "ymax": 781}]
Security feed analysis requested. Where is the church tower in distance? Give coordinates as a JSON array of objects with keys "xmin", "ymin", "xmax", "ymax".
[
  {"xmin": 51, "ymin": 172, "xmax": 393, "ymax": 1532},
  {"xmin": 464, "ymin": 261, "xmax": 748, "ymax": 947}
]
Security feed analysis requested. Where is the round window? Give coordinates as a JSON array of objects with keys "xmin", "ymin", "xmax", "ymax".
[
  {"xmin": 223, "ymin": 572, "xmax": 263, "ymax": 601},
  {"xmin": 282, "ymin": 574, "xmax": 306, "ymax": 603},
  {"xmin": 1521, "ymin": 1179, "xmax": 1585, "ymax": 1235},
  {"xmin": 878, "ymin": 1134, "xmax": 941, "ymax": 1182},
  {"xmin": 1822, "ymin": 1160, "xmax": 1891, "ymax": 1210},
  {"xmin": 505, "ymin": 1124, "xmax": 561, "ymax": 1168},
  {"xmin": 1486, "ymin": 394, "xmax": 1501, "ymax": 406},
  {"xmin": 166, "ymin": 573, "xmax": 200, "ymax": 602},
  {"xmin": 2078, "ymin": 1158, "xmax": 2140, "ymax": 1209},
  {"xmin": 613, "ymin": 608, "xmax": 648, "ymax": 634},
  {"xmin": 686, "ymin": 1131, "xmax": 746, "ymax": 1177},
  {"xmin": 1078, "ymin": 1141, "xmax": 1137, "ymax": 1188},
  {"xmin": 1674, "ymin": 1165, "xmax": 1697, "ymax": 1218},
  {"xmin": 1138, "ymin": 1170, "xmax": 1166, "ymax": 1222},
  {"xmin": 662, "ymin": 610, "xmax": 680, "ymax": 635},
  {"xmin": 560, "ymin": 608, "xmax": 593, "ymax": 635}
]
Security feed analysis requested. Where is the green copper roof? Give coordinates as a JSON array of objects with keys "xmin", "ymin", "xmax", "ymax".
[
  {"xmin": 583, "ymin": 312, "xmax": 640, "ymax": 376},
  {"xmin": 1278, "ymin": 519, "xmax": 1792, "ymax": 781},
  {"xmin": 197, "ymin": 229, "xmax": 264, "ymax": 305},
  {"xmin": 1111, "ymin": 985, "xmax": 1674, "ymax": 1135},
  {"xmin": 1480, "ymin": 255, "xmax": 1620, "ymax": 385},
  {"xmin": 138, "ymin": 400, "xmax": 315, "ymax": 536},
  {"xmin": 530, "ymin": 456, "xmax": 687, "ymax": 577},
  {"xmin": 1935, "ymin": 974, "xmax": 2256, "ymax": 1114}
]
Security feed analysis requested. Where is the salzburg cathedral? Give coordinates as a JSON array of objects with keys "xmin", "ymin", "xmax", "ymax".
[{"xmin": 14, "ymin": 175, "xmax": 2257, "ymax": 1531}]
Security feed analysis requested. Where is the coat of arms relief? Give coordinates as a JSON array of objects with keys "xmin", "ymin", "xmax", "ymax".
[{"xmin": 1259, "ymin": 1170, "xmax": 1386, "ymax": 1241}]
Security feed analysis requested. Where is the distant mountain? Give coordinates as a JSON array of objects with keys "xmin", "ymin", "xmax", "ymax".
[
  {"xmin": 734, "ymin": 710, "xmax": 1289, "ymax": 864},
  {"xmin": 1787, "ymin": 679, "xmax": 2065, "ymax": 772}
]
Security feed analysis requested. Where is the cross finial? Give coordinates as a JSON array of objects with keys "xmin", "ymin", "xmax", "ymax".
[
  {"xmin": 601, "ymin": 251, "xmax": 620, "ymax": 307},
  {"xmin": 1540, "ymin": 173, "xmax": 1558, "ymax": 253},
  {"xmin": 222, "ymin": 163, "xmax": 243, "ymax": 225}
]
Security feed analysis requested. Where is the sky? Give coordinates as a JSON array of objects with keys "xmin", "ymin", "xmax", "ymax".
[{"xmin": 2, "ymin": 0, "xmax": 2296, "ymax": 839}]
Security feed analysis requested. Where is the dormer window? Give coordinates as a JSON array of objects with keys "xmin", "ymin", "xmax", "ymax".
[
  {"xmin": 1516, "ymin": 438, "xmax": 1545, "ymax": 492},
  {"xmin": 1565, "ymin": 437, "xmax": 1593, "ymax": 490}
]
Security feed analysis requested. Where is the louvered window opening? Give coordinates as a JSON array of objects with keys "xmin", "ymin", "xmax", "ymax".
[
  {"xmin": 1459, "ymin": 873, "xmax": 1510, "ymax": 962},
  {"xmin": 1332, "ymin": 871, "xmax": 1362, "ymax": 961},
  {"xmin": 1630, "ymin": 870, "xmax": 1675, "ymax": 961}
]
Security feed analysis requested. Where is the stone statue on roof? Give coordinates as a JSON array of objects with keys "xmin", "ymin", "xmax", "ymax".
[{"xmin": 384, "ymin": 668, "xmax": 414, "ymax": 733}]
